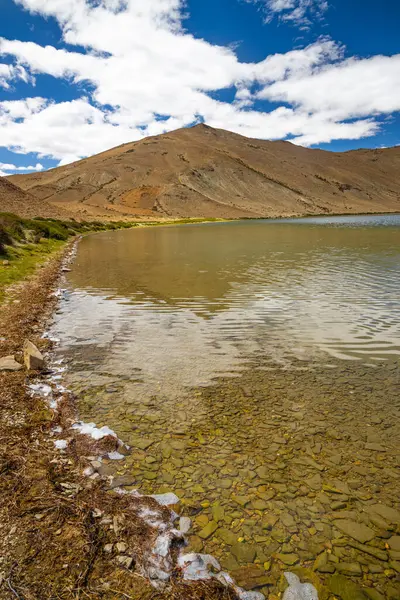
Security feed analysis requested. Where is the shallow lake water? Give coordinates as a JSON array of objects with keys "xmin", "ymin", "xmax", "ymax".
[{"xmin": 51, "ymin": 215, "xmax": 400, "ymax": 598}]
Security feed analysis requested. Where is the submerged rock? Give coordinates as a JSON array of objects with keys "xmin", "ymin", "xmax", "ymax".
[
  {"xmin": 23, "ymin": 340, "xmax": 45, "ymax": 370},
  {"xmin": 283, "ymin": 572, "xmax": 318, "ymax": 600},
  {"xmin": 332, "ymin": 519, "xmax": 375, "ymax": 543},
  {"xmin": 0, "ymin": 355, "xmax": 23, "ymax": 371},
  {"xmin": 365, "ymin": 504, "xmax": 400, "ymax": 525},
  {"xmin": 231, "ymin": 542, "xmax": 257, "ymax": 563},
  {"xmin": 328, "ymin": 574, "xmax": 368, "ymax": 600},
  {"xmin": 230, "ymin": 565, "xmax": 273, "ymax": 590}
]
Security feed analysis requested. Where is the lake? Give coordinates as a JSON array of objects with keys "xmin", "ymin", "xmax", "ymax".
[{"xmin": 50, "ymin": 215, "xmax": 400, "ymax": 598}]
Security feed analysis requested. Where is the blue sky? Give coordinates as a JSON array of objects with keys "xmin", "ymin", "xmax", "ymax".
[{"xmin": 0, "ymin": 0, "xmax": 399, "ymax": 175}]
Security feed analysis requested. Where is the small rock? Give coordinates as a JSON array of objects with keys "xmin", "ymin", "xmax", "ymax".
[
  {"xmin": 104, "ymin": 544, "xmax": 113, "ymax": 553},
  {"xmin": 389, "ymin": 560, "xmax": 400, "ymax": 573},
  {"xmin": 116, "ymin": 555, "xmax": 134, "ymax": 569},
  {"xmin": 388, "ymin": 536, "xmax": 400, "ymax": 551},
  {"xmin": 366, "ymin": 504, "xmax": 400, "ymax": 525},
  {"xmin": 188, "ymin": 535, "xmax": 203, "ymax": 553},
  {"xmin": 91, "ymin": 460, "xmax": 102, "ymax": 470},
  {"xmin": 212, "ymin": 503, "xmax": 225, "ymax": 522},
  {"xmin": 0, "ymin": 356, "xmax": 23, "ymax": 372},
  {"xmin": 314, "ymin": 551, "xmax": 335, "ymax": 573},
  {"xmin": 108, "ymin": 475, "xmax": 136, "ymax": 489},
  {"xmin": 215, "ymin": 528, "xmax": 237, "ymax": 546},
  {"xmin": 328, "ymin": 573, "xmax": 368, "ymax": 600},
  {"xmin": 347, "ymin": 540, "xmax": 388, "ymax": 561},
  {"xmin": 231, "ymin": 542, "xmax": 257, "ymax": 563},
  {"xmin": 276, "ymin": 553, "xmax": 299, "ymax": 566},
  {"xmin": 23, "ymin": 340, "xmax": 45, "ymax": 370},
  {"xmin": 179, "ymin": 517, "xmax": 191, "ymax": 534},
  {"xmin": 365, "ymin": 443, "xmax": 386, "ymax": 452},
  {"xmin": 336, "ymin": 562, "xmax": 362, "ymax": 576},
  {"xmin": 198, "ymin": 520, "xmax": 218, "ymax": 540},
  {"xmin": 230, "ymin": 565, "xmax": 273, "ymax": 590},
  {"xmin": 280, "ymin": 513, "xmax": 297, "ymax": 529},
  {"xmin": 364, "ymin": 590, "xmax": 385, "ymax": 600},
  {"xmin": 333, "ymin": 519, "xmax": 375, "ymax": 543},
  {"xmin": 116, "ymin": 542, "xmax": 127, "ymax": 553},
  {"xmin": 262, "ymin": 514, "xmax": 279, "ymax": 530},
  {"xmin": 232, "ymin": 495, "xmax": 252, "ymax": 507},
  {"xmin": 305, "ymin": 474, "xmax": 321, "ymax": 490}
]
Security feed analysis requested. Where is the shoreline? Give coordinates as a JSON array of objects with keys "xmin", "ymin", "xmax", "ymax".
[
  {"xmin": 0, "ymin": 239, "xmax": 259, "ymax": 600},
  {"xmin": 1, "ymin": 216, "xmax": 399, "ymax": 599}
]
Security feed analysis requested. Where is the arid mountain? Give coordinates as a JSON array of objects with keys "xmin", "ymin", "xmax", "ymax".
[
  {"xmin": 6, "ymin": 124, "xmax": 400, "ymax": 219},
  {"xmin": 0, "ymin": 176, "xmax": 71, "ymax": 219}
]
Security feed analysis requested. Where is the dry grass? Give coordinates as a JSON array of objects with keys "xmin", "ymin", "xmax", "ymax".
[{"xmin": 0, "ymin": 242, "xmax": 239, "ymax": 600}]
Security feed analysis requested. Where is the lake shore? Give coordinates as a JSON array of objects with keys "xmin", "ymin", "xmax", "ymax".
[
  {"xmin": 0, "ymin": 239, "xmax": 249, "ymax": 600},
  {"xmin": 1, "ymin": 216, "xmax": 399, "ymax": 600}
]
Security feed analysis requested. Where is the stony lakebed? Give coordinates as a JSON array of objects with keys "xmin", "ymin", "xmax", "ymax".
[{"xmin": 45, "ymin": 218, "xmax": 400, "ymax": 599}]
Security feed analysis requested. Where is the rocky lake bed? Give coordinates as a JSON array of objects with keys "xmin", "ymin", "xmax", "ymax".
[
  {"xmin": 50, "ymin": 351, "xmax": 400, "ymax": 600},
  {"xmin": 46, "ymin": 216, "xmax": 400, "ymax": 599}
]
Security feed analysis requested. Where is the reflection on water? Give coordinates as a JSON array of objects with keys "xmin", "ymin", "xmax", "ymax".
[
  {"xmin": 54, "ymin": 215, "xmax": 400, "ymax": 395},
  {"xmin": 50, "ymin": 215, "xmax": 400, "ymax": 598}
]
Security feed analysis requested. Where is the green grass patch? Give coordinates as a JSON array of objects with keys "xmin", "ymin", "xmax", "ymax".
[
  {"xmin": 0, "ymin": 238, "xmax": 65, "ymax": 302},
  {"xmin": 0, "ymin": 212, "xmax": 138, "ymax": 303}
]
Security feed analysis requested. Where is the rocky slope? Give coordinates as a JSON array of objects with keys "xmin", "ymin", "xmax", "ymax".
[
  {"xmin": 7, "ymin": 124, "xmax": 400, "ymax": 219},
  {"xmin": 0, "ymin": 176, "xmax": 72, "ymax": 219}
]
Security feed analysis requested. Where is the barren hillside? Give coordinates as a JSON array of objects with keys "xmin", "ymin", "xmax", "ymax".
[
  {"xmin": 0, "ymin": 176, "xmax": 72, "ymax": 219},
  {"xmin": 7, "ymin": 124, "xmax": 400, "ymax": 219}
]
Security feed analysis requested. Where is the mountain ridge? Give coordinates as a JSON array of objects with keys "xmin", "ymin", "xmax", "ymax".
[{"xmin": 5, "ymin": 124, "xmax": 400, "ymax": 220}]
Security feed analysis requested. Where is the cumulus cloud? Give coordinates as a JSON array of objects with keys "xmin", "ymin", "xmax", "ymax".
[
  {"xmin": 0, "ymin": 160, "xmax": 43, "ymax": 176},
  {"xmin": 251, "ymin": 0, "xmax": 329, "ymax": 28},
  {"xmin": 0, "ymin": 0, "xmax": 398, "ymax": 164}
]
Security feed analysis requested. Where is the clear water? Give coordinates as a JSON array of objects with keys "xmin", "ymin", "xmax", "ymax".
[{"xmin": 50, "ymin": 215, "xmax": 400, "ymax": 597}]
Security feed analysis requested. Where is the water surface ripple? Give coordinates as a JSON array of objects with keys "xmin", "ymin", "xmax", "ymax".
[{"xmin": 50, "ymin": 215, "xmax": 400, "ymax": 597}]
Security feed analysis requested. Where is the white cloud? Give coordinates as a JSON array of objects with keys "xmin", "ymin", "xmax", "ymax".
[
  {"xmin": 0, "ymin": 0, "xmax": 398, "ymax": 164},
  {"xmin": 251, "ymin": 0, "xmax": 329, "ymax": 28},
  {"xmin": 0, "ymin": 62, "xmax": 32, "ymax": 89},
  {"xmin": 259, "ymin": 54, "xmax": 400, "ymax": 121},
  {"xmin": 0, "ymin": 161, "xmax": 44, "ymax": 176}
]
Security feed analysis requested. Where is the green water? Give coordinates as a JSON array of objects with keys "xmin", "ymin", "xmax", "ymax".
[{"xmin": 51, "ymin": 215, "xmax": 400, "ymax": 598}]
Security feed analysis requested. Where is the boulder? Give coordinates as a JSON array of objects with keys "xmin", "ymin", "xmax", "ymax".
[
  {"xmin": 23, "ymin": 340, "xmax": 45, "ymax": 371},
  {"xmin": 0, "ymin": 355, "xmax": 23, "ymax": 372}
]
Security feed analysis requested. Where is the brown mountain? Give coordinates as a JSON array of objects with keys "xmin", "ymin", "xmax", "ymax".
[
  {"xmin": 0, "ymin": 176, "xmax": 71, "ymax": 219},
  {"xmin": 6, "ymin": 124, "xmax": 400, "ymax": 219}
]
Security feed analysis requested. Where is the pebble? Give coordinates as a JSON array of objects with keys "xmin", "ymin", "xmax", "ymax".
[
  {"xmin": 336, "ymin": 562, "xmax": 362, "ymax": 576},
  {"xmin": 198, "ymin": 520, "xmax": 218, "ymax": 540},
  {"xmin": 275, "ymin": 553, "xmax": 299, "ymax": 566},
  {"xmin": 231, "ymin": 542, "xmax": 257, "ymax": 563},
  {"xmin": 179, "ymin": 517, "xmax": 191, "ymax": 534},
  {"xmin": 216, "ymin": 528, "xmax": 237, "ymax": 546},
  {"xmin": 116, "ymin": 542, "xmax": 127, "ymax": 553}
]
